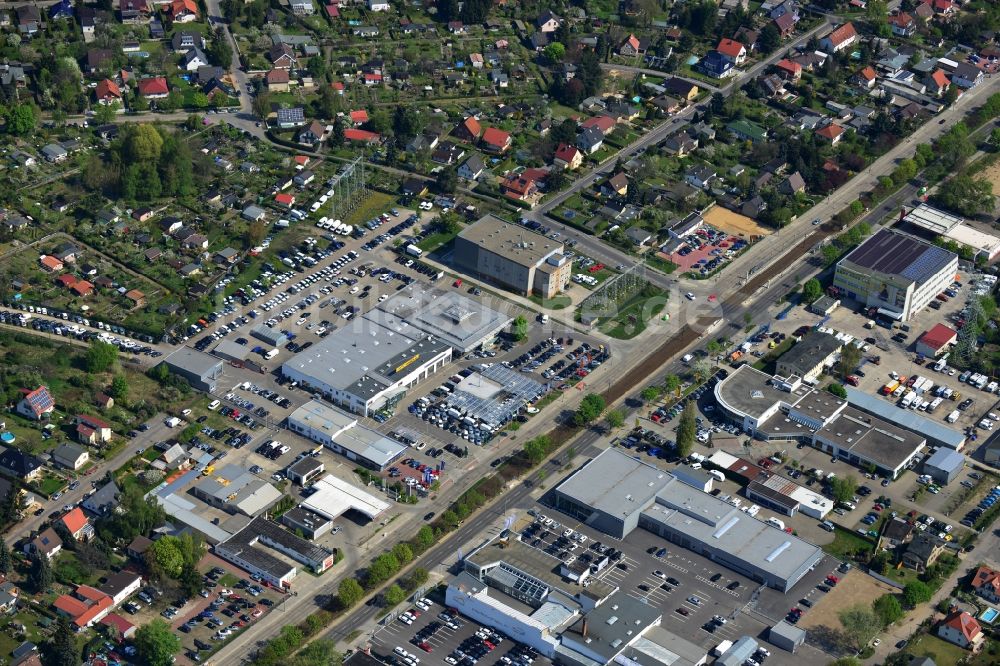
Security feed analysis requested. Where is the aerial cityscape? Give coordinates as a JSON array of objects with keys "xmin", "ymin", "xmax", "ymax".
[{"xmin": 0, "ymin": 1, "xmax": 1000, "ymax": 666}]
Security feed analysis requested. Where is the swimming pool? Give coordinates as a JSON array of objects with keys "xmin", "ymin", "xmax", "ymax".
[
  {"xmin": 980, "ymin": 607, "xmax": 999, "ymax": 623},
  {"xmin": 0, "ymin": 432, "xmax": 13, "ymax": 444}
]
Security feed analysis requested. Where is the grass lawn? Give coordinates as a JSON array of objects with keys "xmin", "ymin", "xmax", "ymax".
[
  {"xmin": 905, "ymin": 633, "xmax": 972, "ymax": 666},
  {"xmin": 599, "ymin": 285, "xmax": 668, "ymax": 340},
  {"xmin": 0, "ymin": 609, "xmax": 53, "ymax": 660},
  {"xmin": 343, "ymin": 190, "xmax": 396, "ymax": 228},
  {"xmin": 883, "ymin": 564, "xmax": 922, "ymax": 586},
  {"xmin": 645, "ymin": 255, "xmax": 679, "ymax": 274},
  {"xmin": 418, "ymin": 229, "xmax": 461, "ymax": 253},
  {"xmin": 218, "ymin": 573, "xmax": 239, "ymax": 587},
  {"xmin": 528, "ymin": 294, "xmax": 572, "ymax": 310},
  {"xmin": 821, "ymin": 528, "xmax": 874, "ymax": 559},
  {"xmin": 34, "ymin": 473, "xmax": 67, "ymax": 498}
]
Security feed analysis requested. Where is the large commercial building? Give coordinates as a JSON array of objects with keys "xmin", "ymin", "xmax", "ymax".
[
  {"xmin": 280, "ymin": 317, "xmax": 452, "ymax": 416},
  {"xmin": 902, "ymin": 203, "xmax": 1000, "ymax": 263},
  {"xmin": 774, "ymin": 331, "xmax": 842, "ymax": 381},
  {"xmin": 713, "ymin": 366, "xmax": 928, "ymax": 479},
  {"xmin": 214, "ymin": 516, "xmax": 335, "ymax": 588},
  {"xmin": 162, "ymin": 347, "xmax": 224, "ymax": 392},
  {"xmin": 286, "ymin": 400, "xmax": 406, "ymax": 471},
  {"xmin": 451, "ymin": 532, "xmax": 709, "ymax": 666},
  {"xmin": 551, "ymin": 448, "xmax": 824, "ymax": 592},
  {"xmin": 833, "ymin": 228, "xmax": 958, "ymax": 322},
  {"xmin": 454, "ymin": 215, "xmax": 571, "ymax": 298},
  {"xmin": 190, "ymin": 464, "xmax": 282, "ymax": 517},
  {"xmin": 367, "ymin": 284, "xmax": 512, "ymax": 354}
]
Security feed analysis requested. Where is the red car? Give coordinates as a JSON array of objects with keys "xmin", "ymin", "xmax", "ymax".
[
  {"xmin": 675, "ymin": 608, "xmax": 689, "ymax": 616},
  {"xmin": 419, "ymin": 642, "xmax": 433, "ymax": 653}
]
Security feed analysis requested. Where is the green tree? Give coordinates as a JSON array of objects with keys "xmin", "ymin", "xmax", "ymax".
[
  {"xmin": 605, "ymin": 409, "xmax": 624, "ymax": 430},
  {"xmin": 209, "ymin": 29, "xmax": 233, "ymax": 69},
  {"xmin": 28, "ymin": 551, "xmax": 52, "ymax": 593},
  {"xmin": 676, "ymin": 401, "xmax": 697, "ymax": 458},
  {"xmin": 94, "ymin": 102, "xmax": 119, "ymax": 125},
  {"xmin": 664, "ymin": 374, "xmax": 681, "ymax": 394},
  {"xmin": 935, "ymin": 175, "xmax": 995, "ymax": 217},
  {"xmin": 406, "ymin": 568, "xmax": 429, "ymax": 590},
  {"xmin": 902, "ymin": 581, "xmax": 932, "ymax": 607},
  {"xmin": 837, "ymin": 343, "xmax": 862, "ymax": 380},
  {"xmin": 109, "ymin": 375, "xmax": 129, "ymax": 400},
  {"xmin": 252, "ymin": 92, "xmax": 272, "ymax": 120},
  {"xmin": 989, "ymin": 127, "xmax": 1000, "ymax": 150},
  {"xmin": 543, "ymin": 42, "xmax": 566, "ymax": 62},
  {"xmin": 0, "ymin": 541, "xmax": 10, "ymax": 574},
  {"xmin": 829, "ymin": 475, "xmax": 858, "ymax": 503},
  {"xmin": 147, "ymin": 536, "xmax": 185, "ymax": 578},
  {"xmin": 289, "ymin": 640, "xmax": 342, "ymax": 666},
  {"xmin": 802, "ymin": 279, "xmax": 823, "ymax": 304},
  {"xmin": 872, "ymin": 594, "xmax": 903, "ymax": 628},
  {"xmin": 392, "ymin": 543, "xmax": 413, "ymax": 565},
  {"xmin": 86, "ymin": 339, "xmax": 118, "ymax": 373},
  {"xmin": 512, "ymin": 315, "xmax": 529, "ymax": 341},
  {"xmin": 827, "ymin": 383, "xmax": 847, "ymax": 399},
  {"xmin": 392, "ymin": 106, "xmax": 422, "ymax": 142},
  {"xmin": 416, "ymin": 525, "xmax": 434, "ymax": 549},
  {"xmin": 338, "ymin": 578, "xmax": 364, "ymax": 608},
  {"xmin": 121, "ymin": 123, "xmax": 164, "ymax": 163},
  {"xmin": 641, "ymin": 386, "xmax": 662, "ymax": 403},
  {"xmin": 134, "ymin": 618, "xmax": 181, "ymax": 666},
  {"xmin": 367, "ymin": 552, "xmax": 400, "ymax": 586},
  {"xmin": 383, "ymin": 584, "xmax": 406, "ymax": 606},
  {"xmin": 838, "ymin": 604, "xmax": 880, "ymax": 651},
  {"xmin": 523, "ymin": 436, "xmax": 550, "ymax": 464},
  {"xmin": 49, "ymin": 616, "xmax": 77, "ymax": 666},
  {"xmin": 758, "ymin": 23, "xmax": 780, "ymax": 53},
  {"xmin": 5, "ymin": 103, "xmax": 37, "ymax": 135},
  {"xmin": 436, "ymin": 167, "xmax": 458, "ymax": 194},
  {"xmin": 574, "ymin": 393, "xmax": 606, "ymax": 426}
]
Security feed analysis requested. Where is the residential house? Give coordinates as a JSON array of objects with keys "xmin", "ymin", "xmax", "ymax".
[
  {"xmin": 914, "ymin": 2, "xmax": 934, "ymax": 20},
  {"xmin": 171, "ymin": 31, "xmax": 203, "ymax": 53},
  {"xmin": 901, "ymin": 533, "xmax": 946, "ymax": 571},
  {"xmin": 773, "ymin": 13, "xmax": 796, "ymax": 39},
  {"xmin": 888, "ymin": 12, "xmax": 917, "ymax": 37},
  {"xmin": 269, "ymin": 44, "xmax": 297, "ymax": 70},
  {"xmin": 650, "ymin": 95, "xmax": 681, "ymax": 114},
  {"xmin": 16, "ymin": 387, "xmax": 55, "ymax": 421},
  {"xmin": 53, "ymin": 585, "xmax": 112, "ymax": 629},
  {"xmin": 401, "ymin": 179, "xmax": 428, "ymax": 198},
  {"xmin": 349, "ymin": 110, "xmax": 369, "ymax": 126},
  {"xmin": 94, "ymin": 393, "xmax": 114, "ymax": 410},
  {"xmin": 577, "ymin": 127, "xmax": 604, "ymax": 155},
  {"xmin": 95, "ymin": 79, "xmax": 122, "ymax": 105},
  {"xmin": 24, "ymin": 529, "xmax": 62, "ymax": 561},
  {"xmin": 59, "ymin": 508, "xmax": 95, "ymax": 542},
  {"xmin": 367, "ymin": 0, "xmax": 390, "ymax": 10},
  {"xmin": 343, "ymin": 129, "xmax": 380, "ymax": 144},
  {"xmin": 452, "ymin": 117, "xmax": 482, "ymax": 144},
  {"xmin": 971, "ymin": 565, "xmax": 1000, "ymax": 604},
  {"xmin": 536, "ymin": 10, "xmax": 561, "ymax": 33},
  {"xmin": 41, "ymin": 144, "xmax": 68, "ymax": 163},
  {"xmin": 775, "ymin": 59, "xmax": 802, "ymax": 81},
  {"xmin": 274, "ymin": 193, "xmax": 295, "ymax": 208},
  {"xmin": 625, "ymin": 227, "xmax": 653, "ymax": 246},
  {"xmin": 717, "ymin": 39, "xmax": 747, "ymax": 65},
  {"xmin": 685, "ymin": 165, "xmax": 717, "ymax": 190},
  {"xmin": 170, "ymin": 0, "xmax": 198, "ymax": 23},
  {"xmin": 39, "ymin": 256, "xmax": 63, "ymax": 272},
  {"xmin": 620, "ymin": 34, "xmax": 647, "ymax": 57},
  {"xmin": 816, "ymin": 123, "xmax": 846, "ymax": 145},
  {"xmin": 699, "ymin": 51, "xmax": 735, "ymax": 78},
  {"xmin": 481, "ymin": 127, "xmax": 512, "ymax": 154},
  {"xmin": 579, "ymin": 115, "xmax": 616, "ymax": 136},
  {"xmin": 937, "ymin": 611, "xmax": 985, "ymax": 652},
  {"xmin": 276, "ymin": 107, "xmax": 306, "ymax": 128},
  {"xmin": 125, "ymin": 289, "xmax": 145, "ymax": 307},
  {"xmin": 727, "ymin": 119, "xmax": 768, "ymax": 144},
  {"xmin": 0, "ymin": 448, "xmax": 42, "ymax": 483},
  {"xmin": 553, "ymin": 143, "xmax": 583, "ymax": 170},
  {"xmin": 51, "ymin": 443, "xmax": 89, "ymax": 471},
  {"xmin": 297, "ymin": 120, "xmax": 327, "ymax": 146},
  {"xmin": 820, "ymin": 23, "xmax": 858, "ymax": 53},
  {"xmin": 215, "ymin": 248, "xmax": 240, "ymax": 266},
  {"xmin": 76, "ymin": 414, "xmax": 112, "ymax": 445},
  {"xmin": 741, "ymin": 196, "xmax": 767, "ymax": 219},
  {"xmin": 501, "ymin": 170, "xmax": 543, "ymax": 204},
  {"xmin": 15, "ymin": 5, "xmax": 41, "ymax": 35},
  {"xmin": 663, "ymin": 132, "xmax": 698, "ymax": 156},
  {"xmin": 950, "ymin": 62, "xmax": 984, "ymax": 89},
  {"xmin": 182, "ymin": 48, "xmax": 207, "ymax": 72},
  {"xmin": 289, "ymin": 0, "xmax": 315, "ymax": 14},
  {"xmin": 293, "ymin": 170, "xmax": 315, "ymax": 187},
  {"xmin": 0, "ymin": 579, "xmax": 19, "ymax": 614},
  {"xmin": 601, "ymin": 173, "xmax": 629, "ymax": 197},
  {"xmin": 126, "ymin": 535, "xmax": 152, "ymax": 560},
  {"xmin": 100, "ymin": 614, "xmax": 136, "ymax": 641},
  {"xmin": 83, "ymin": 481, "xmax": 120, "ymax": 516},
  {"xmin": 664, "ymin": 77, "xmax": 699, "ymax": 102},
  {"xmin": 854, "ymin": 66, "xmax": 878, "ymax": 89},
  {"xmin": 457, "ymin": 155, "xmax": 486, "ymax": 181},
  {"xmin": 137, "ymin": 77, "xmax": 169, "ymax": 99},
  {"xmin": 431, "ymin": 142, "xmax": 465, "ymax": 165},
  {"xmin": 778, "ymin": 171, "xmax": 806, "ymax": 195},
  {"xmin": 929, "ymin": 0, "xmax": 956, "ymax": 17},
  {"xmin": 924, "ymin": 69, "xmax": 951, "ymax": 96}
]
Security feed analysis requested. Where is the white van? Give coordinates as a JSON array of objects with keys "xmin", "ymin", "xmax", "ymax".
[
  {"xmin": 264, "ymin": 348, "xmax": 280, "ymax": 360},
  {"xmin": 766, "ymin": 517, "xmax": 785, "ymax": 530},
  {"xmin": 708, "ymin": 470, "xmax": 725, "ymax": 482},
  {"xmin": 207, "ymin": 400, "xmax": 221, "ymax": 411}
]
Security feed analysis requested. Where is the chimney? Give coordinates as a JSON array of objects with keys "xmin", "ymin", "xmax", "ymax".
[{"xmin": 582, "ymin": 618, "xmax": 589, "ymax": 637}]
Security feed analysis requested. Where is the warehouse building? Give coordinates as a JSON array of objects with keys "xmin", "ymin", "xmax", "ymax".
[
  {"xmin": 454, "ymin": 214, "xmax": 571, "ymax": 298},
  {"xmin": 923, "ymin": 448, "xmax": 965, "ymax": 485},
  {"xmin": 369, "ymin": 284, "xmax": 513, "ymax": 353},
  {"xmin": 774, "ymin": 331, "xmax": 843, "ymax": 381},
  {"xmin": 285, "ymin": 456, "xmax": 325, "ymax": 486},
  {"xmin": 214, "ymin": 516, "xmax": 335, "ymax": 588},
  {"xmin": 769, "ymin": 620, "xmax": 806, "ymax": 652},
  {"xmin": 251, "ymin": 324, "xmax": 288, "ymax": 348},
  {"xmin": 902, "ymin": 203, "xmax": 1000, "ymax": 263},
  {"xmin": 280, "ymin": 506, "xmax": 334, "ymax": 540},
  {"xmin": 845, "ymin": 387, "xmax": 966, "ymax": 450},
  {"xmin": 190, "ymin": 464, "xmax": 283, "ymax": 517},
  {"xmin": 280, "ymin": 318, "xmax": 452, "ymax": 416},
  {"xmin": 162, "ymin": 348, "xmax": 224, "ymax": 392},
  {"xmin": 916, "ymin": 324, "xmax": 957, "ymax": 358},
  {"xmin": 212, "ymin": 339, "xmax": 249, "ymax": 363},
  {"xmin": 551, "ymin": 448, "xmax": 824, "ymax": 591},
  {"xmin": 286, "ymin": 401, "xmax": 406, "ymax": 471},
  {"xmin": 833, "ymin": 228, "xmax": 958, "ymax": 322},
  {"xmin": 713, "ymin": 366, "xmax": 930, "ymax": 479},
  {"xmin": 301, "ymin": 474, "xmax": 390, "ymax": 522},
  {"xmin": 708, "ymin": 451, "xmax": 832, "ymax": 519}
]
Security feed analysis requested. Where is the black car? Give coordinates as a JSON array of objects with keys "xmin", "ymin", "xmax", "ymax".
[
  {"xmin": 726, "ymin": 581, "xmax": 740, "ymax": 590},
  {"xmin": 666, "ymin": 577, "xmax": 681, "ymax": 586},
  {"xmin": 424, "ymin": 512, "xmax": 436, "ymax": 521},
  {"xmin": 710, "ymin": 573, "xmax": 722, "ymax": 582}
]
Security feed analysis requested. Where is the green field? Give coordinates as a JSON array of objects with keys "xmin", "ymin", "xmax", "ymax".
[{"xmin": 821, "ymin": 528, "xmax": 874, "ymax": 559}]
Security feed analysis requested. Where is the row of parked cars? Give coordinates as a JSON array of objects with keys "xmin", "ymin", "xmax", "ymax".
[{"xmin": 962, "ymin": 484, "xmax": 1000, "ymax": 527}]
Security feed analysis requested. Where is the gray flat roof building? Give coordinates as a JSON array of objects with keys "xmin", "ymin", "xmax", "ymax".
[
  {"xmin": 214, "ymin": 516, "xmax": 334, "ymax": 588},
  {"xmin": 774, "ymin": 331, "xmax": 843, "ymax": 380},
  {"xmin": 280, "ymin": 318, "xmax": 452, "ymax": 416},
  {"xmin": 769, "ymin": 620, "xmax": 806, "ymax": 652},
  {"xmin": 163, "ymin": 347, "xmax": 224, "ymax": 392},
  {"xmin": 553, "ymin": 449, "xmax": 824, "ymax": 592},
  {"xmin": 287, "ymin": 400, "xmax": 406, "ymax": 471},
  {"xmin": 369, "ymin": 283, "xmax": 513, "ymax": 353},
  {"xmin": 213, "ymin": 339, "xmax": 249, "ymax": 362},
  {"xmin": 191, "ymin": 464, "xmax": 282, "ymax": 517},
  {"xmin": 280, "ymin": 505, "xmax": 333, "ymax": 540},
  {"xmin": 846, "ymin": 387, "xmax": 966, "ymax": 450},
  {"xmin": 251, "ymin": 324, "xmax": 288, "ymax": 348},
  {"xmin": 814, "ymin": 406, "xmax": 927, "ymax": 476},
  {"xmin": 923, "ymin": 448, "xmax": 965, "ymax": 485}
]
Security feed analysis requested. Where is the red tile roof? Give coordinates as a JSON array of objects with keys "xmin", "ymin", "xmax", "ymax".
[
  {"xmin": 294, "ymin": 155, "xmax": 310, "ymax": 165},
  {"xmin": 350, "ymin": 110, "xmax": 369, "ymax": 124},
  {"xmin": 776, "ymin": 59, "xmax": 802, "ymax": 75},
  {"xmin": 266, "ymin": 69, "xmax": 290, "ymax": 84},
  {"xmin": 858, "ymin": 66, "xmax": 877, "ymax": 81},
  {"xmin": 624, "ymin": 34, "xmax": 640, "ymax": 51},
  {"xmin": 888, "ymin": 12, "xmax": 914, "ymax": 28},
  {"xmin": 942, "ymin": 610, "xmax": 981, "ymax": 643},
  {"xmin": 274, "ymin": 193, "xmax": 295, "ymax": 205},
  {"xmin": 931, "ymin": 69, "xmax": 950, "ymax": 88},
  {"xmin": 56, "ymin": 274, "xmax": 78, "ymax": 288},
  {"xmin": 100, "ymin": 613, "xmax": 135, "ymax": 636},
  {"xmin": 481, "ymin": 127, "xmax": 511, "ymax": 149},
  {"xmin": 71, "ymin": 280, "xmax": 94, "ymax": 296},
  {"xmin": 325, "ymin": 3, "xmax": 339, "ymax": 17},
  {"xmin": 919, "ymin": 323, "xmax": 957, "ymax": 351},
  {"xmin": 458, "ymin": 116, "xmax": 482, "ymax": 139},
  {"xmin": 137, "ymin": 77, "xmax": 168, "ymax": 96},
  {"xmin": 817, "ymin": 123, "xmax": 845, "ymax": 140},
  {"xmin": 553, "ymin": 143, "xmax": 580, "ymax": 163},
  {"xmin": 171, "ymin": 0, "xmax": 198, "ymax": 17},
  {"xmin": 60, "ymin": 507, "xmax": 90, "ymax": 536},
  {"xmin": 825, "ymin": 22, "xmax": 857, "ymax": 47},
  {"xmin": 96, "ymin": 79, "xmax": 121, "ymax": 100},
  {"xmin": 344, "ymin": 128, "xmax": 380, "ymax": 143},
  {"xmin": 40, "ymin": 255, "xmax": 63, "ymax": 271},
  {"xmin": 717, "ymin": 38, "xmax": 745, "ymax": 58},
  {"xmin": 580, "ymin": 115, "xmax": 616, "ymax": 135},
  {"xmin": 77, "ymin": 414, "xmax": 110, "ymax": 429},
  {"xmin": 972, "ymin": 565, "xmax": 1000, "ymax": 594}
]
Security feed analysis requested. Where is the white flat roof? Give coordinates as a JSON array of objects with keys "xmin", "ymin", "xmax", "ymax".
[
  {"xmin": 903, "ymin": 203, "xmax": 963, "ymax": 235},
  {"xmin": 302, "ymin": 474, "xmax": 390, "ymax": 521},
  {"xmin": 944, "ymin": 224, "xmax": 1000, "ymax": 258},
  {"xmin": 788, "ymin": 486, "xmax": 834, "ymax": 515}
]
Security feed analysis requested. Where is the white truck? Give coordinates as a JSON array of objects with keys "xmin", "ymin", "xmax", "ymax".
[
  {"xmin": 946, "ymin": 410, "xmax": 960, "ymax": 423},
  {"xmin": 406, "ymin": 244, "xmax": 423, "ymax": 258},
  {"xmin": 928, "ymin": 397, "xmax": 943, "ymax": 413},
  {"xmin": 711, "ymin": 640, "xmax": 734, "ymax": 658}
]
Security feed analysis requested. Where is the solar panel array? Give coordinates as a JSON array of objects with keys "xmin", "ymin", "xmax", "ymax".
[
  {"xmin": 486, "ymin": 563, "xmax": 548, "ymax": 604},
  {"xmin": 445, "ymin": 366, "xmax": 546, "ymax": 429},
  {"xmin": 899, "ymin": 244, "xmax": 954, "ymax": 285}
]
